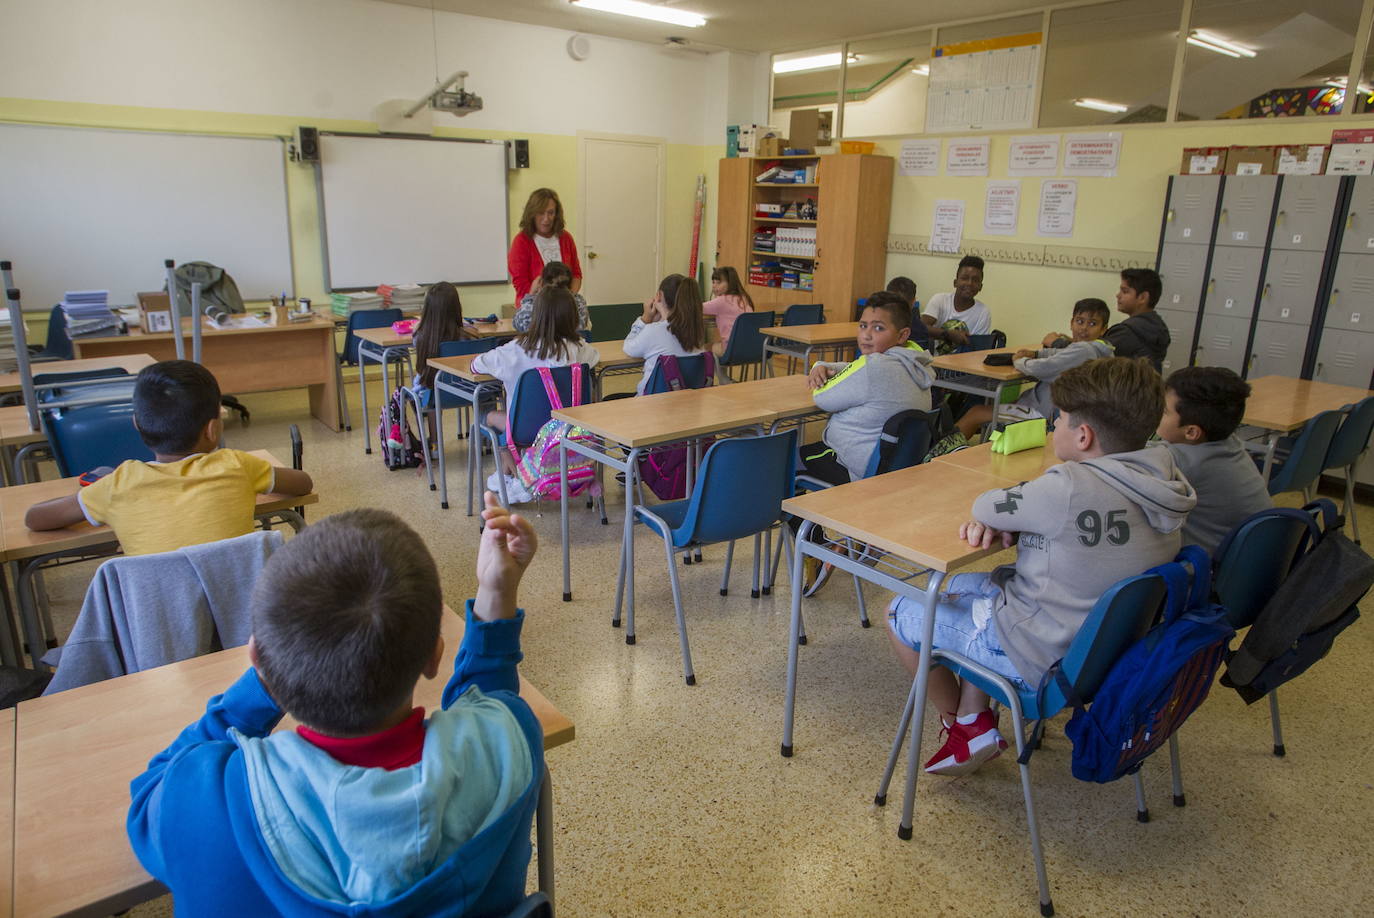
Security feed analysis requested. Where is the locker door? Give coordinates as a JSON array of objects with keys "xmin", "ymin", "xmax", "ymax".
[
  {"xmin": 1341, "ymin": 176, "xmax": 1374, "ymax": 255},
  {"xmin": 1271, "ymin": 175, "xmax": 1340, "ymax": 252},
  {"xmin": 1162, "ymin": 175, "xmax": 1221, "ymax": 244},
  {"xmin": 1257, "ymin": 250, "xmax": 1324, "ymax": 326},
  {"xmin": 1206, "ymin": 246, "xmax": 1263, "ymax": 318},
  {"xmin": 1247, "ymin": 321, "xmax": 1306, "ymax": 378},
  {"xmin": 1194, "ymin": 313, "xmax": 1252, "ymax": 374},
  {"xmin": 1158, "ymin": 242, "xmax": 1209, "ymax": 311},
  {"xmin": 1216, "ymin": 175, "xmax": 1278, "ymax": 247},
  {"xmin": 1325, "ymin": 253, "xmax": 1374, "ymax": 332},
  {"xmin": 1313, "ymin": 329, "xmax": 1374, "ymax": 389},
  {"xmin": 1156, "ymin": 306, "xmax": 1197, "ymax": 374}
]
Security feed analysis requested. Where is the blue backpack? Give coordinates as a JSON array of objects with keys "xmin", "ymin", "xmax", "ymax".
[{"xmin": 1056, "ymin": 545, "xmax": 1236, "ymax": 784}]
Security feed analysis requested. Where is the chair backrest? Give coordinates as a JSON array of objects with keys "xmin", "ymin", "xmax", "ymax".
[
  {"xmin": 1038, "ymin": 573, "xmax": 1167, "ymax": 713},
  {"xmin": 671, "ymin": 430, "xmax": 798, "ymax": 545},
  {"xmin": 644, "ymin": 354, "xmax": 714, "ymax": 394},
  {"xmin": 507, "ymin": 364, "xmax": 592, "ymax": 449},
  {"xmin": 341, "ymin": 308, "xmax": 403, "ymax": 365},
  {"xmin": 40, "ymin": 401, "xmax": 154, "ymax": 477},
  {"xmin": 33, "ymin": 367, "xmax": 133, "ymax": 403},
  {"xmin": 966, "ymin": 329, "xmax": 1007, "ymax": 351},
  {"xmin": 1213, "ymin": 510, "xmax": 1311, "ymax": 629},
  {"xmin": 504, "ymin": 891, "xmax": 553, "ymax": 918},
  {"xmin": 719, "ymin": 310, "xmax": 776, "ymax": 366},
  {"xmin": 861, "ymin": 408, "xmax": 937, "ymax": 478},
  {"xmin": 781, "ymin": 303, "xmax": 823, "ymax": 326},
  {"xmin": 1324, "ymin": 396, "xmax": 1374, "ymax": 470},
  {"xmin": 437, "ymin": 337, "xmax": 500, "ymax": 359},
  {"xmin": 1267, "ymin": 409, "xmax": 1343, "ymax": 495},
  {"xmin": 44, "ymin": 304, "xmax": 74, "ymax": 360}
]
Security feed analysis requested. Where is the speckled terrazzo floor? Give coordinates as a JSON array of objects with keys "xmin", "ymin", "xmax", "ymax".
[{"xmin": 32, "ymin": 376, "xmax": 1373, "ymax": 918}]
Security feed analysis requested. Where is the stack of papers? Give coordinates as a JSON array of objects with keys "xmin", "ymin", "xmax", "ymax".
[
  {"xmin": 330, "ymin": 291, "xmax": 386, "ymax": 317},
  {"xmin": 62, "ymin": 290, "xmax": 122, "ymax": 338},
  {"xmin": 377, "ymin": 284, "xmax": 428, "ymax": 311}
]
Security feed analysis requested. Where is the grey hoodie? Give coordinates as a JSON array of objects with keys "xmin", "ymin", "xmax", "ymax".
[
  {"xmin": 973, "ymin": 446, "xmax": 1197, "ymax": 683},
  {"xmin": 1012, "ymin": 338, "xmax": 1115, "ymax": 418},
  {"xmin": 1104, "ymin": 310, "xmax": 1170, "ymax": 372},
  {"xmin": 1163, "ymin": 435, "xmax": 1272, "ymax": 555},
  {"xmin": 813, "ymin": 342, "xmax": 935, "ymax": 479}
]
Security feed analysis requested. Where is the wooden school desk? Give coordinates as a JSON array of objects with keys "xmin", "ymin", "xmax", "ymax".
[
  {"xmin": 760, "ymin": 321, "xmax": 859, "ymax": 376},
  {"xmin": 71, "ymin": 315, "xmax": 343, "ymax": 431},
  {"xmin": 0, "ymin": 707, "xmax": 13, "ymax": 918},
  {"xmin": 1, "ymin": 449, "xmax": 319, "ymax": 669},
  {"xmin": 780, "ymin": 460, "xmax": 1018, "ymax": 826},
  {"xmin": 930, "ymin": 346, "xmax": 1033, "ymax": 410},
  {"xmin": 1242, "ymin": 375, "xmax": 1374, "ymax": 479},
  {"xmin": 0, "ymin": 354, "xmax": 157, "ymax": 396},
  {"xmin": 932, "ymin": 441, "xmax": 1062, "ymax": 485},
  {"xmin": 12, "ymin": 605, "xmax": 575, "ymax": 917}
]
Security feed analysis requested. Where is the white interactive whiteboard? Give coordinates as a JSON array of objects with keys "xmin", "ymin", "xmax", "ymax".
[
  {"xmin": 0, "ymin": 123, "xmax": 293, "ymax": 308},
  {"xmin": 317, "ymin": 134, "xmax": 509, "ymax": 290}
]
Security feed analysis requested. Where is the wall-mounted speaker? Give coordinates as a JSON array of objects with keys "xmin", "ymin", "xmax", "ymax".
[
  {"xmin": 509, "ymin": 139, "xmax": 530, "ymax": 169},
  {"xmin": 296, "ymin": 126, "xmax": 319, "ymax": 162}
]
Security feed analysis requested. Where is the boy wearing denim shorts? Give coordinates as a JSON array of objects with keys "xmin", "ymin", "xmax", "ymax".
[{"xmin": 886, "ymin": 357, "xmax": 1196, "ymax": 775}]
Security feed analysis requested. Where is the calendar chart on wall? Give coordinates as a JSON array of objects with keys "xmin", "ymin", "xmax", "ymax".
[{"xmin": 926, "ymin": 33, "xmax": 1042, "ymax": 134}]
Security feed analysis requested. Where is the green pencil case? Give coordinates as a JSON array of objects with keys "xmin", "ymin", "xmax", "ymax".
[{"xmin": 989, "ymin": 418, "xmax": 1046, "ymax": 454}]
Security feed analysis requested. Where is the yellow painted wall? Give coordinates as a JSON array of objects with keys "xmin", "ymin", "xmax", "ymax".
[
  {"xmin": 1, "ymin": 97, "xmax": 722, "ymax": 338},
  {"xmin": 864, "ymin": 116, "xmax": 1374, "ymax": 345}
]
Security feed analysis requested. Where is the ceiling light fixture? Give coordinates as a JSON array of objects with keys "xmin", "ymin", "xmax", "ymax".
[
  {"xmin": 1327, "ymin": 76, "xmax": 1374, "ymax": 94},
  {"xmin": 1074, "ymin": 98, "xmax": 1128, "ymax": 113},
  {"xmin": 569, "ymin": 0, "xmax": 706, "ymax": 28},
  {"xmin": 1187, "ymin": 30, "xmax": 1256, "ymax": 58},
  {"xmin": 773, "ymin": 52, "xmax": 860, "ymax": 74},
  {"xmin": 911, "ymin": 64, "xmax": 930, "ymax": 75}
]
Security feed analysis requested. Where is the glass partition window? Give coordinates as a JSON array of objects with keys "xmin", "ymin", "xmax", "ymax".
[
  {"xmin": 839, "ymin": 31, "xmax": 933, "ymax": 138},
  {"xmin": 1040, "ymin": 0, "xmax": 1184, "ymax": 127},
  {"xmin": 1179, "ymin": 0, "xmax": 1365, "ymax": 120},
  {"xmin": 770, "ymin": 45, "xmax": 844, "ymax": 131}
]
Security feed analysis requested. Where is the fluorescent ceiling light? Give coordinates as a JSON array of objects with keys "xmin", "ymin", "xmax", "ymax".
[
  {"xmin": 773, "ymin": 52, "xmax": 859, "ymax": 74},
  {"xmin": 569, "ymin": 0, "xmax": 706, "ymax": 28},
  {"xmin": 1327, "ymin": 76, "xmax": 1374, "ymax": 94},
  {"xmin": 1074, "ymin": 98, "xmax": 1128, "ymax": 113},
  {"xmin": 1187, "ymin": 30, "xmax": 1255, "ymax": 58},
  {"xmin": 911, "ymin": 64, "xmax": 930, "ymax": 75}
]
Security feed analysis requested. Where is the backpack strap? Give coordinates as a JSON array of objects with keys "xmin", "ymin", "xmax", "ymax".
[
  {"xmin": 568, "ymin": 363, "xmax": 585, "ymax": 408},
  {"xmin": 658, "ymin": 355, "xmax": 686, "ymax": 392},
  {"xmin": 536, "ymin": 366, "xmax": 564, "ymax": 411},
  {"xmin": 1214, "ymin": 506, "xmax": 1324, "ymax": 568},
  {"xmin": 1175, "ymin": 545, "xmax": 1213, "ymax": 616},
  {"xmin": 703, "ymin": 351, "xmax": 716, "ymax": 387},
  {"xmin": 1016, "ymin": 660, "xmax": 1077, "ymax": 766},
  {"xmin": 1303, "ymin": 497, "xmax": 1341, "ymax": 535}
]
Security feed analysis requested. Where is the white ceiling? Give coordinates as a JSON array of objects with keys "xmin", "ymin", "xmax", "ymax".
[{"xmin": 370, "ymin": 0, "xmax": 1057, "ymax": 53}]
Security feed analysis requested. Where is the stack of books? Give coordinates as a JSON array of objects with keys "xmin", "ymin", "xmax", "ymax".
[
  {"xmin": 0, "ymin": 310, "xmax": 16, "ymax": 374},
  {"xmin": 330, "ymin": 291, "xmax": 386, "ymax": 317},
  {"xmin": 62, "ymin": 290, "xmax": 122, "ymax": 339},
  {"xmin": 376, "ymin": 284, "xmax": 427, "ymax": 311}
]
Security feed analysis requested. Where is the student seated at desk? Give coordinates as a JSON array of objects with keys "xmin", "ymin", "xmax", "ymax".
[
  {"xmin": 886, "ymin": 275, "xmax": 929, "ymax": 347},
  {"xmin": 887, "ymin": 358, "xmax": 1196, "ymax": 775},
  {"xmin": 948, "ymin": 297, "xmax": 1114, "ymax": 443},
  {"xmin": 1105, "ymin": 268, "xmax": 1169, "ymax": 373},
  {"xmin": 921, "ymin": 255, "xmax": 990, "ymax": 354},
  {"xmin": 703, "ymin": 266, "xmax": 753, "ymax": 381},
  {"xmin": 412, "ymin": 281, "xmax": 479, "ymax": 409},
  {"xmin": 24, "ymin": 361, "xmax": 312, "ymax": 555},
  {"xmin": 622, "ymin": 273, "xmax": 708, "ymax": 396},
  {"xmin": 512, "ymin": 260, "xmax": 591, "ymax": 334},
  {"xmin": 127, "ymin": 498, "xmax": 545, "ymax": 918},
  {"xmin": 1155, "ymin": 366, "xmax": 1271, "ymax": 555}
]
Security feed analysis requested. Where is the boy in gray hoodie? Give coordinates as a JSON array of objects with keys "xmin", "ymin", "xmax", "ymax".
[
  {"xmin": 888, "ymin": 357, "xmax": 1196, "ymax": 776},
  {"xmin": 802, "ymin": 291, "xmax": 935, "ymax": 485}
]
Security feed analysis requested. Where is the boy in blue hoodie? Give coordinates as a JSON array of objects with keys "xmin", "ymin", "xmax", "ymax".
[{"xmin": 127, "ymin": 495, "xmax": 543, "ymax": 917}]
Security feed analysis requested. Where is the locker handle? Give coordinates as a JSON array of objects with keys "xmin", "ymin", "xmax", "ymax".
[
  {"xmin": 1219, "ymin": 208, "xmax": 1228, "ymax": 222},
  {"xmin": 1166, "ymin": 208, "xmax": 1176, "ymax": 222},
  {"xmin": 1332, "ymin": 288, "xmax": 1340, "ymax": 304},
  {"xmin": 1276, "ymin": 210, "xmax": 1285, "ymax": 224},
  {"xmin": 1208, "ymin": 278, "xmax": 1216, "ymax": 292},
  {"xmin": 1349, "ymin": 213, "xmax": 1357, "ymax": 230},
  {"xmin": 1262, "ymin": 283, "xmax": 1271, "ymax": 296}
]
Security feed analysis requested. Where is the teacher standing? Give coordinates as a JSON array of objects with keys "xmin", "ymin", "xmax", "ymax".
[{"xmin": 508, "ymin": 188, "xmax": 583, "ymax": 301}]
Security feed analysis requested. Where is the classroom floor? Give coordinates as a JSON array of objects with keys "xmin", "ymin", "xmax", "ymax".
[{"xmin": 34, "ymin": 379, "xmax": 1373, "ymax": 918}]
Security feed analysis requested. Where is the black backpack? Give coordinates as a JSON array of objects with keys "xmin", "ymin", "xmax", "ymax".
[
  {"xmin": 167, "ymin": 261, "xmax": 246, "ymax": 320},
  {"xmin": 377, "ymin": 387, "xmax": 424, "ymax": 471},
  {"xmin": 1218, "ymin": 499, "xmax": 1374, "ymax": 703}
]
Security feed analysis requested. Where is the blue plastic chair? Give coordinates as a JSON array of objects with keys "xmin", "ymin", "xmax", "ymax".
[
  {"xmin": 643, "ymin": 354, "xmax": 714, "ymax": 395},
  {"xmin": 402, "ymin": 337, "xmax": 500, "ymax": 492},
  {"xmin": 876, "ymin": 571, "xmax": 1168, "ymax": 917},
  {"xmin": 40, "ymin": 401, "xmax": 153, "ymax": 477},
  {"xmin": 769, "ymin": 303, "xmax": 825, "ymax": 373},
  {"xmin": 504, "ymin": 891, "xmax": 552, "ymax": 918},
  {"xmin": 477, "ymin": 364, "xmax": 594, "ymax": 510},
  {"xmin": 337, "ymin": 308, "xmax": 404, "ymax": 431},
  {"xmin": 1322, "ymin": 397, "xmax": 1374, "ymax": 543},
  {"xmin": 719, "ymin": 310, "xmax": 776, "ymax": 381},
  {"xmin": 964, "ymin": 329, "xmax": 1008, "ymax": 352},
  {"xmin": 31, "ymin": 305, "xmax": 74, "ymax": 361},
  {"xmin": 624, "ymin": 430, "xmax": 798, "ymax": 684},
  {"xmin": 1264, "ymin": 409, "xmax": 1343, "ymax": 500},
  {"xmin": 1213, "ymin": 507, "xmax": 1312, "ymax": 757}
]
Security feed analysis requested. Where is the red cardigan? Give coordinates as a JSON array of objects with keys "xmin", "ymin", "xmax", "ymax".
[{"xmin": 507, "ymin": 231, "xmax": 582, "ymax": 300}]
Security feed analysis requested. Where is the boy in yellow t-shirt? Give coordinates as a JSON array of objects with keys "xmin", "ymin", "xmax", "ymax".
[{"xmin": 25, "ymin": 361, "xmax": 313, "ymax": 555}]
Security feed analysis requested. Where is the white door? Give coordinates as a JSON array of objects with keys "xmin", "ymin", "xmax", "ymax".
[{"xmin": 580, "ymin": 135, "xmax": 664, "ymax": 305}]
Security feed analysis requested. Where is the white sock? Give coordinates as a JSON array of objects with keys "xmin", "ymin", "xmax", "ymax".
[{"xmin": 955, "ymin": 711, "xmax": 983, "ymax": 726}]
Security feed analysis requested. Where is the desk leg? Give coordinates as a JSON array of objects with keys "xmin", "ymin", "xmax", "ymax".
[
  {"xmin": 358, "ymin": 356, "xmax": 372, "ymax": 454},
  {"xmin": 537, "ymin": 768, "xmax": 556, "ymax": 908},
  {"xmin": 613, "ymin": 448, "xmax": 639, "ymax": 636},
  {"xmin": 781, "ymin": 520, "xmax": 812, "ymax": 756},
  {"xmin": 560, "ymin": 441, "xmax": 572, "ymax": 602},
  {"xmin": 436, "ymin": 393, "xmax": 450, "ymax": 509},
  {"xmin": 898, "ymin": 570, "xmax": 947, "ymax": 840},
  {"xmin": 307, "ymin": 328, "xmax": 342, "ymax": 431},
  {"xmin": 0, "ymin": 564, "xmax": 19, "ymax": 667},
  {"xmin": 1261, "ymin": 432, "xmax": 1278, "ymax": 482},
  {"xmin": 15, "ymin": 560, "xmax": 47, "ymax": 670}
]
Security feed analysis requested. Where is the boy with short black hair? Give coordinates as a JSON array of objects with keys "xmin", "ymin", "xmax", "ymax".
[
  {"xmin": 24, "ymin": 360, "xmax": 311, "ymax": 555},
  {"xmin": 922, "ymin": 255, "xmax": 990, "ymax": 352},
  {"xmin": 1106, "ymin": 267, "xmax": 1169, "ymax": 372},
  {"xmin": 128, "ymin": 496, "xmax": 544, "ymax": 917},
  {"xmin": 1156, "ymin": 366, "xmax": 1271, "ymax": 555},
  {"xmin": 888, "ymin": 357, "xmax": 1196, "ymax": 775},
  {"xmin": 885, "ymin": 275, "xmax": 929, "ymax": 346}
]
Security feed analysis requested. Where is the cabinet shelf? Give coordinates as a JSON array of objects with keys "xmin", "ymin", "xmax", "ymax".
[
  {"xmin": 755, "ymin": 182, "xmax": 820, "ymax": 188},
  {"xmin": 751, "ymin": 250, "xmax": 816, "ymax": 260},
  {"xmin": 754, "ymin": 217, "xmax": 818, "ymax": 224}
]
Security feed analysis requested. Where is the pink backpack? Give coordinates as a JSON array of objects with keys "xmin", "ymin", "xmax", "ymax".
[
  {"xmin": 636, "ymin": 354, "xmax": 716, "ymax": 501},
  {"xmin": 509, "ymin": 365, "xmax": 601, "ymax": 500}
]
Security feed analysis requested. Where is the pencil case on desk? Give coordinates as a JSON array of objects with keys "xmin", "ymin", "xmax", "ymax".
[
  {"xmin": 983, "ymin": 353, "xmax": 1015, "ymax": 366},
  {"xmin": 989, "ymin": 418, "xmax": 1046, "ymax": 454}
]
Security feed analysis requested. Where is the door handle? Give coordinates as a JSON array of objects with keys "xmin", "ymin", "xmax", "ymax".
[{"xmin": 587, "ymin": 251, "xmax": 598, "ymax": 260}]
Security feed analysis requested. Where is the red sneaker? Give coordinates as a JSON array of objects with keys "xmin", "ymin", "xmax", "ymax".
[{"xmin": 923, "ymin": 710, "xmax": 1008, "ymax": 776}]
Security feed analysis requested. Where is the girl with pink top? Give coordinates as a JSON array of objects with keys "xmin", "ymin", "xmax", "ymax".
[{"xmin": 703, "ymin": 267, "xmax": 753, "ymax": 381}]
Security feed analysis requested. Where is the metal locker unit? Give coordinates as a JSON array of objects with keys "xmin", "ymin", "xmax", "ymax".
[
  {"xmin": 1270, "ymin": 175, "xmax": 1341, "ymax": 253},
  {"xmin": 1247, "ymin": 320, "xmax": 1306, "ymax": 378},
  {"xmin": 1313, "ymin": 330, "xmax": 1374, "ymax": 388},
  {"xmin": 1158, "ymin": 242, "xmax": 1210, "ymax": 312},
  {"xmin": 1206, "ymin": 246, "xmax": 1264, "ymax": 320},
  {"xmin": 1307, "ymin": 175, "xmax": 1374, "ymax": 391},
  {"xmin": 1157, "ymin": 307, "xmax": 1200, "ymax": 374},
  {"xmin": 1340, "ymin": 175, "xmax": 1374, "ymax": 255},
  {"xmin": 1216, "ymin": 176, "xmax": 1279, "ymax": 248},
  {"xmin": 1256, "ymin": 250, "xmax": 1325, "ymax": 327},
  {"xmin": 1161, "ymin": 175, "xmax": 1222, "ymax": 245},
  {"xmin": 1194, "ymin": 314, "xmax": 1252, "ymax": 374},
  {"xmin": 1323, "ymin": 251, "xmax": 1374, "ymax": 332}
]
